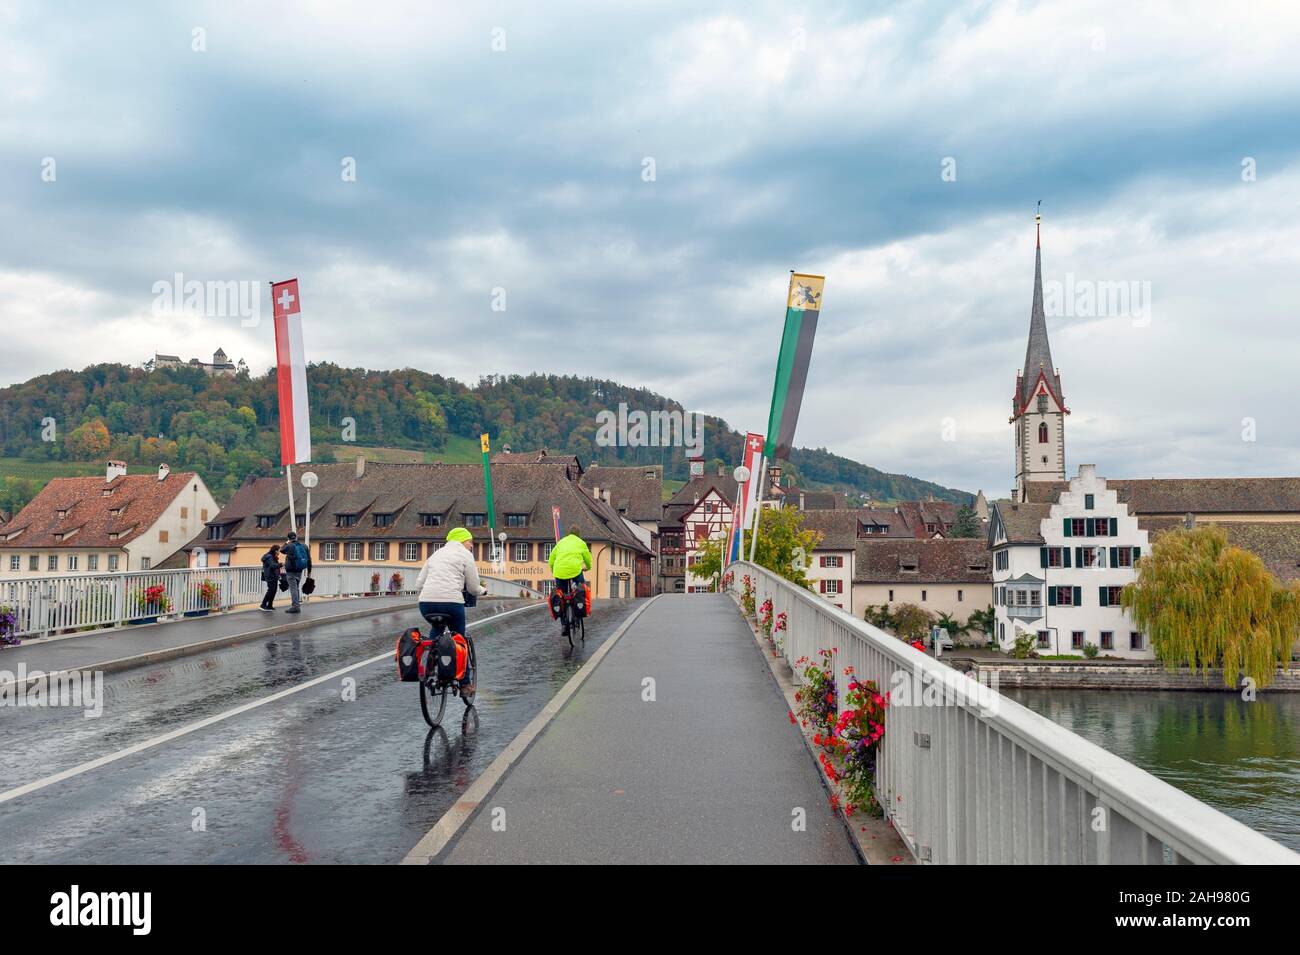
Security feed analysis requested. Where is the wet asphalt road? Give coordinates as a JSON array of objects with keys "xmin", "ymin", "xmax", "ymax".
[{"xmin": 0, "ymin": 599, "xmax": 640, "ymax": 863}]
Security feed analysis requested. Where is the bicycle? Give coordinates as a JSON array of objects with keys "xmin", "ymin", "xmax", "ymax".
[
  {"xmin": 418, "ymin": 611, "xmax": 477, "ymax": 728},
  {"xmin": 552, "ymin": 581, "xmax": 587, "ymax": 649}
]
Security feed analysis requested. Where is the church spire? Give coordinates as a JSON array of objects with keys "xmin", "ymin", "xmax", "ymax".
[{"xmin": 1018, "ymin": 203, "xmax": 1060, "ymax": 409}]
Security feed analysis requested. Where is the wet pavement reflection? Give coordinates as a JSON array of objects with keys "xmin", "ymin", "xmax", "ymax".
[{"xmin": 0, "ymin": 598, "xmax": 640, "ymax": 863}]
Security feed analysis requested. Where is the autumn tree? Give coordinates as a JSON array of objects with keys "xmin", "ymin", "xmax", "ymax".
[
  {"xmin": 1121, "ymin": 526, "xmax": 1300, "ymax": 688},
  {"xmin": 741, "ymin": 506, "xmax": 822, "ymax": 589}
]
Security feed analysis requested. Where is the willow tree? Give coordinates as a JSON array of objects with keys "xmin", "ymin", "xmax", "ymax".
[{"xmin": 1121, "ymin": 526, "xmax": 1300, "ymax": 688}]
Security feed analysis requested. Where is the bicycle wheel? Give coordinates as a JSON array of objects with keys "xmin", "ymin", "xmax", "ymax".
[{"xmin": 420, "ymin": 679, "xmax": 448, "ymax": 727}]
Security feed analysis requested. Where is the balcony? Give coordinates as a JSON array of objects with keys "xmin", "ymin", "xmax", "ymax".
[{"xmin": 1007, "ymin": 604, "xmax": 1044, "ymax": 621}]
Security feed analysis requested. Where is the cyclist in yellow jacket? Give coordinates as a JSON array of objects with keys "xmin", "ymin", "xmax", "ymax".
[{"xmin": 548, "ymin": 529, "xmax": 592, "ymax": 636}]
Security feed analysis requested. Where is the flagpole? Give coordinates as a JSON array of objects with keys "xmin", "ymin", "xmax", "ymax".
[
  {"xmin": 747, "ymin": 455, "xmax": 767, "ymax": 563},
  {"xmin": 285, "ymin": 463, "xmax": 296, "ymax": 534}
]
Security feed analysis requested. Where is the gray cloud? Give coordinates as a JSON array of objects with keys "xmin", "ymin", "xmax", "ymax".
[{"xmin": 3, "ymin": 0, "xmax": 1300, "ymax": 496}]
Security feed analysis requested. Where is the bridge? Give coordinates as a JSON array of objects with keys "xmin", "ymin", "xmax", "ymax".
[{"xmin": 0, "ymin": 564, "xmax": 1295, "ymax": 864}]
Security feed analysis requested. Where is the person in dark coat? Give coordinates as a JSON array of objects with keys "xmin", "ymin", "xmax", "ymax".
[{"xmin": 260, "ymin": 545, "xmax": 282, "ymax": 611}]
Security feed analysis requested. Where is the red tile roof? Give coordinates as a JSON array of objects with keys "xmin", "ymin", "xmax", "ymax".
[{"xmin": 0, "ymin": 472, "xmax": 199, "ymax": 549}]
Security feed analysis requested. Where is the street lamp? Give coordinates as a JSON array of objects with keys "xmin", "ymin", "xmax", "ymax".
[
  {"xmin": 496, "ymin": 531, "xmax": 507, "ymax": 572},
  {"xmin": 728, "ymin": 465, "xmax": 751, "ymax": 572},
  {"xmin": 300, "ymin": 471, "xmax": 318, "ymax": 549}
]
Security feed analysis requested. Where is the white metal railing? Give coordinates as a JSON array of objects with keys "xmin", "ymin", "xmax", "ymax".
[
  {"xmin": 729, "ymin": 561, "xmax": 1299, "ymax": 865},
  {"xmin": 0, "ymin": 565, "xmax": 542, "ymax": 638}
]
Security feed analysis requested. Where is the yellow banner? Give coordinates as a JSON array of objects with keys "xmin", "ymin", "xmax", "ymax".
[
  {"xmin": 480, "ymin": 433, "xmax": 491, "ymax": 454},
  {"xmin": 787, "ymin": 272, "xmax": 825, "ymax": 311}
]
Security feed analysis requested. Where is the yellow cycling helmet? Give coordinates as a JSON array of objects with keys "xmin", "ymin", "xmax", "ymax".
[{"xmin": 445, "ymin": 527, "xmax": 473, "ymax": 544}]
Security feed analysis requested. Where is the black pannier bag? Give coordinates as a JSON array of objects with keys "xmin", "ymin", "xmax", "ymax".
[
  {"xmin": 570, "ymin": 583, "xmax": 591, "ymax": 619},
  {"xmin": 396, "ymin": 627, "xmax": 429, "ymax": 682},
  {"xmin": 548, "ymin": 590, "xmax": 562, "ymax": 619},
  {"xmin": 432, "ymin": 631, "xmax": 465, "ymax": 684}
]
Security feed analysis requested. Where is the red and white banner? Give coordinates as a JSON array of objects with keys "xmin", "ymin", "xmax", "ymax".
[
  {"xmin": 271, "ymin": 278, "xmax": 311, "ymax": 464},
  {"xmin": 727, "ymin": 431, "xmax": 766, "ymax": 563}
]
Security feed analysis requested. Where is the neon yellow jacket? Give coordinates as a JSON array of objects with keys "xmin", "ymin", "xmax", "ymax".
[{"xmin": 548, "ymin": 533, "xmax": 592, "ymax": 580}]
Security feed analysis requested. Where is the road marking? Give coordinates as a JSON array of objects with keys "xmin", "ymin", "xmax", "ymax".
[
  {"xmin": 0, "ymin": 603, "xmax": 544, "ymax": 808},
  {"xmin": 401, "ymin": 594, "xmax": 661, "ymax": 865}
]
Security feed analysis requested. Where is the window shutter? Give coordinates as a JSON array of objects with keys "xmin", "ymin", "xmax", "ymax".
[
  {"xmin": 1063, "ymin": 548, "xmax": 1072, "ymax": 568},
  {"xmin": 1109, "ymin": 546, "xmax": 1118, "ymax": 566},
  {"xmin": 1040, "ymin": 547, "xmax": 1048, "ymax": 568},
  {"xmin": 819, "ymin": 580, "xmax": 826, "ymax": 593},
  {"xmin": 1074, "ymin": 546, "xmax": 1082, "ymax": 566},
  {"xmin": 1085, "ymin": 518, "xmax": 1095, "ymax": 537},
  {"xmin": 1073, "ymin": 586, "xmax": 1081, "ymax": 606},
  {"xmin": 1099, "ymin": 586, "xmax": 1108, "ymax": 607},
  {"xmin": 1133, "ymin": 546, "xmax": 1141, "ymax": 560},
  {"xmin": 1048, "ymin": 587, "xmax": 1057, "ymax": 606},
  {"xmin": 1110, "ymin": 518, "xmax": 1118, "ymax": 535},
  {"xmin": 1063, "ymin": 519, "xmax": 1072, "ymax": 537}
]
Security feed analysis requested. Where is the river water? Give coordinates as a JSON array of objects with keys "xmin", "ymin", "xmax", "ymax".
[{"xmin": 1004, "ymin": 689, "xmax": 1300, "ymax": 852}]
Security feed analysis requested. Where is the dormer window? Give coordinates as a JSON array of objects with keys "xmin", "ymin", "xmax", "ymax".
[
  {"xmin": 900, "ymin": 561, "xmax": 919, "ymax": 573},
  {"xmin": 257, "ymin": 516, "xmax": 275, "ymax": 529},
  {"xmin": 505, "ymin": 514, "xmax": 528, "ymax": 527},
  {"xmin": 373, "ymin": 513, "xmax": 393, "ymax": 528},
  {"xmin": 463, "ymin": 513, "xmax": 487, "ymax": 527},
  {"xmin": 418, "ymin": 513, "xmax": 442, "ymax": 527},
  {"xmin": 56, "ymin": 509, "xmax": 69, "ymax": 519},
  {"xmin": 336, "ymin": 514, "xmax": 357, "ymax": 528}
]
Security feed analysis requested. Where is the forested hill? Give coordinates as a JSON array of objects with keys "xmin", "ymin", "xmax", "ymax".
[{"xmin": 0, "ymin": 363, "xmax": 970, "ymax": 507}]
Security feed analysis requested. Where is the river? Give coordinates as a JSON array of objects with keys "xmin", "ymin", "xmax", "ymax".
[{"xmin": 1004, "ymin": 689, "xmax": 1300, "ymax": 852}]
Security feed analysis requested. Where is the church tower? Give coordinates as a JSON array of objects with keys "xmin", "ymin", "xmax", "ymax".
[{"xmin": 1012, "ymin": 210, "xmax": 1068, "ymax": 500}]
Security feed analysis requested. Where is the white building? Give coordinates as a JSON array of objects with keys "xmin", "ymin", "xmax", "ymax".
[
  {"xmin": 0, "ymin": 461, "xmax": 219, "ymax": 577},
  {"xmin": 992, "ymin": 466, "xmax": 1150, "ymax": 658}
]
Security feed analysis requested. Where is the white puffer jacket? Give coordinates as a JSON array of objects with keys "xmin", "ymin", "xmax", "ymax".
[{"xmin": 415, "ymin": 543, "xmax": 481, "ymax": 603}]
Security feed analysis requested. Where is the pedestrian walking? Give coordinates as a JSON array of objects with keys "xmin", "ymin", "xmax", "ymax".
[
  {"xmin": 282, "ymin": 532, "xmax": 312, "ymax": 614},
  {"xmin": 259, "ymin": 544, "xmax": 282, "ymax": 611}
]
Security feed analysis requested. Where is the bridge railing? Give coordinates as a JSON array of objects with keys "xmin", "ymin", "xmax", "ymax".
[
  {"xmin": 729, "ymin": 561, "xmax": 1299, "ymax": 865},
  {"xmin": 0, "ymin": 565, "xmax": 541, "ymax": 638}
]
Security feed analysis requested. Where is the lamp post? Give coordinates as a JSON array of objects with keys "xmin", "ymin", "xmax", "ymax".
[
  {"xmin": 728, "ymin": 465, "xmax": 750, "ymax": 574},
  {"xmin": 300, "ymin": 471, "xmax": 317, "ymax": 603}
]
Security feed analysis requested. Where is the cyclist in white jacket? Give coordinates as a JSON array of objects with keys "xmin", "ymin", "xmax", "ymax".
[{"xmin": 416, "ymin": 527, "xmax": 484, "ymax": 641}]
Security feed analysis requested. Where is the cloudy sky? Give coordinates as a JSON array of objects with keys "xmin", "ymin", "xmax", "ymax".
[{"xmin": 3, "ymin": 0, "xmax": 1300, "ymax": 496}]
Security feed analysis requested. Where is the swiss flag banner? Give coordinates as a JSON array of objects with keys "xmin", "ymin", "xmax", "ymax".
[
  {"xmin": 727, "ymin": 431, "xmax": 766, "ymax": 564},
  {"xmin": 271, "ymin": 279, "xmax": 311, "ymax": 465}
]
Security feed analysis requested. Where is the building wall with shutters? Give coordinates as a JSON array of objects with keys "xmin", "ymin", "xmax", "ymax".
[{"xmin": 1034, "ymin": 465, "xmax": 1150, "ymax": 659}]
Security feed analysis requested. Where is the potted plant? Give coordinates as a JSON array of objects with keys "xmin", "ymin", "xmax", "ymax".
[
  {"xmin": 184, "ymin": 579, "xmax": 219, "ymax": 617},
  {"xmin": 129, "ymin": 584, "xmax": 172, "ymax": 624},
  {"xmin": 366, "ymin": 571, "xmax": 381, "ymax": 596},
  {"xmin": 0, "ymin": 605, "xmax": 20, "ymax": 649},
  {"xmin": 388, "ymin": 572, "xmax": 403, "ymax": 594}
]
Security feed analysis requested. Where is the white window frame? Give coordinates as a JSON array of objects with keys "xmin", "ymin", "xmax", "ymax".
[
  {"xmin": 513, "ymin": 542, "xmax": 530, "ymax": 562},
  {"xmin": 402, "ymin": 542, "xmax": 420, "ymax": 561},
  {"xmin": 345, "ymin": 542, "xmax": 363, "ymax": 561}
]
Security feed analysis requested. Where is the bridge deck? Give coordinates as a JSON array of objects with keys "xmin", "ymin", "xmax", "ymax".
[{"xmin": 438, "ymin": 594, "xmax": 859, "ymax": 865}]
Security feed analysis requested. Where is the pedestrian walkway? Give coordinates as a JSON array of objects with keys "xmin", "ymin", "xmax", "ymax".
[
  {"xmin": 435, "ymin": 595, "xmax": 858, "ymax": 865},
  {"xmin": 0, "ymin": 595, "xmax": 414, "ymax": 683}
]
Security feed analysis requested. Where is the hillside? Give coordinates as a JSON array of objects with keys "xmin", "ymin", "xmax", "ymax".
[{"xmin": 0, "ymin": 363, "xmax": 970, "ymax": 512}]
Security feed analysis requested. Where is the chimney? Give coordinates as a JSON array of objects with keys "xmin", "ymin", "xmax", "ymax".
[
  {"xmin": 157, "ymin": 463, "xmax": 170, "ymax": 482},
  {"xmin": 799, "ymin": 492, "xmax": 805, "ymax": 511},
  {"xmin": 717, "ymin": 464, "xmax": 725, "ymax": 477},
  {"xmin": 355, "ymin": 455, "xmax": 366, "ymax": 479},
  {"xmin": 602, "ymin": 490, "xmax": 611, "ymax": 504},
  {"xmin": 591, "ymin": 484, "xmax": 601, "ymax": 501},
  {"xmin": 105, "ymin": 460, "xmax": 127, "ymax": 482}
]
